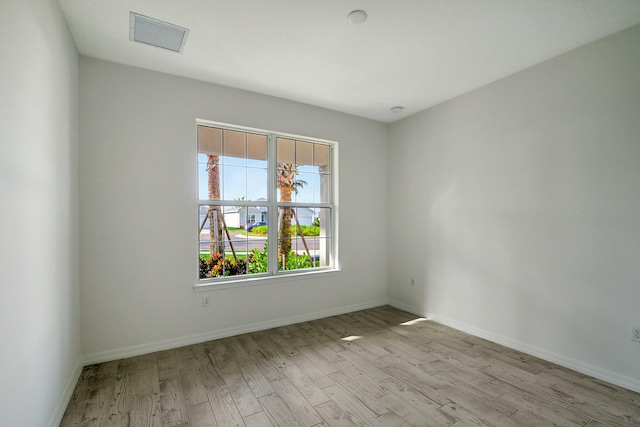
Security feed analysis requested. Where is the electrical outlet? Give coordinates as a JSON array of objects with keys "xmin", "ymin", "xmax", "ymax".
[
  {"xmin": 202, "ymin": 295, "xmax": 210, "ymax": 307},
  {"xmin": 410, "ymin": 278, "xmax": 415, "ymax": 287},
  {"xmin": 632, "ymin": 326, "xmax": 640, "ymax": 343}
]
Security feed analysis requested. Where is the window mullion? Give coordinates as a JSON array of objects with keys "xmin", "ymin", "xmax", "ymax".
[{"xmin": 267, "ymin": 133, "xmax": 278, "ymax": 275}]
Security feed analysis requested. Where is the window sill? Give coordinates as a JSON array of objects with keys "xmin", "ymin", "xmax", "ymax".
[{"xmin": 193, "ymin": 268, "xmax": 342, "ymax": 292}]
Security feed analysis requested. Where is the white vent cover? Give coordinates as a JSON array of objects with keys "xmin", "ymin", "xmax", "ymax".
[{"xmin": 129, "ymin": 12, "xmax": 189, "ymax": 53}]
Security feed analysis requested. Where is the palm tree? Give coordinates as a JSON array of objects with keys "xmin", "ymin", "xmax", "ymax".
[
  {"xmin": 277, "ymin": 163, "xmax": 307, "ymax": 268},
  {"xmin": 277, "ymin": 163, "xmax": 294, "ymax": 267},
  {"xmin": 207, "ymin": 155, "xmax": 224, "ymax": 256}
]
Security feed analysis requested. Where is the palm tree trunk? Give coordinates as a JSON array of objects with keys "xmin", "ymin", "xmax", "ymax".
[
  {"xmin": 277, "ymin": 163, "xmax": 295, "ymax": 268},
  {"xmin": 207, "ymin": 155, "xmax": 224, "ymax": 256},
  {"xmin": 279, "ymin": 186, "xmax": 292, "ymax": 267}
]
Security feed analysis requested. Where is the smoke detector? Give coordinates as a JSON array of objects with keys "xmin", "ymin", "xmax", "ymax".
[
  {"xmin": 348, "ymin": 10, "xmax": 368, "ymax": 24},
  {"xmin": 130, "ymin": 12, "xmax": 189, "ymax": 53}
]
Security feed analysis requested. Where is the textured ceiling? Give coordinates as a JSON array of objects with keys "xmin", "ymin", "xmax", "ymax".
[{"xmin": 59, "ymin": 0, "xmax": 640, "ymax": 123}]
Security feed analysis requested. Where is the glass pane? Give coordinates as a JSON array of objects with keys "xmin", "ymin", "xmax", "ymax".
[
  {"xmin": 247, "ymin": 239, "xmax": 268, "ymax": 275},
  {"xmin": 243, "ymin": 205, "xmax": 268, "ymax": 275},
  {"xmin": 314, "ymin": 143, "xmax": 330, "ymax": 170},
  {"xmin": 248, "ymin": 133, "xmax": 267, "ymax": 161},
  {"xmin": 222, "ymin": 165, "xmax": 247, "ymax": 201},
  {"xmin": 295, "ymin": 140, "xmax": 313, "ymax": 171},
  {"xmin": 198, "ymin": 157, "xmax": 222, "ymax": 201},
  {"xmin": 247, "ymin": 167, "xmax": 267, "ymax": 201},
  {"xmin": 277, "ymin": 207, "xmax": 328, "ymax": 271},
  {"xmin": 277, "ymin": 138, "xmax": 295, "ymax": 165},
  {"xmin": 197, "ymin": 126, "xmax": 222, "ymax": 156},
  {"xmin": 292, "ymin": 172, "xmax": 313, "ymax": 203},
  {"xmin": 314, "ymin": 173, "xmax": 331, "ymax": 203},
  {"xmin": 199, "ymin": 206, "xmax": 247, "ymax": 278},
  {"xmin": 199, "ymin": 206, "xmax": 271, "ymax": 278},
  {"xmin": 197, "ymin": 161, "xmax": 208, "ymax": 200},
  {"xmin": 223, "ymin": 129, "xmax": 246, "ymax": 166}
]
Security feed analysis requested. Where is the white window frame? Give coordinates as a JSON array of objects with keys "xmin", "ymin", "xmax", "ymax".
[{"xmin": 195, "ymin": 119, "xmax": 339, "ymax": 289}]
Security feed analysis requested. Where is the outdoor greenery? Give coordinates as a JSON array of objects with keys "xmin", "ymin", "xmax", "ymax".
[
  {"xmin": 199, "ymin": 252, "xmax": 247, "ymax": 277},
  {"xmin": 248, "ymin": 225, "xmax": 319, "ymax": 236},
  {"xmin": 282, "ymin": 252, "xmax": 315, "ymax": 270},
  {"xmin": 199, "ymin": 242, "xmax": 317, "ymax": 279},
  {"xmin": 199, "ymin": 127, "xmax": 328, "ymax": 279}
]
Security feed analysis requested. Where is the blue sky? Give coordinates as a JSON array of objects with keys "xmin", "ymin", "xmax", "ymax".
[{"xmin": 198, "ymin": 154, "xmax": 326, "ymax": 203}]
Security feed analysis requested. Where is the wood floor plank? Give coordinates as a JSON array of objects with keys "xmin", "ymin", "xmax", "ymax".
[
  {"xmin": 76, "ymin": 384, "xmax": 114, "ymax": 427},
  {"xmin": 376, "ymin": 389, "xmax": 456, "ymax": 427},
  {"xmin": 237, "ymin": 357, "xmax": 275, "ymax": 398},
  {"xmin": 314, "ymin": 399, "xmax": 361, "ymax": 427},
  {"xmin": 614, "ymin": 388, "xmax": 640, "ymax": 406},
  {"xmin": 128, "ymin": 394, "xmax": 161, "ymax": 427},
  {"xmin": 338, "ymin": 347, "xmax": 391, "ymax": 382},
  {"xmin": 278, "ymin": 361, "xmax": 330, "ymax": 406},
  {"xmin": 379, "ymin": 334, "xmax": 440, "ymax": 364},
  {"xmin": 297, "ymin": 345, "xmax": 342, "ymax": 375},
  {"xmin": 328, "ymin": 368, "xmax": 389, "ymax": 416},
  {"xmin": 159, "ymin": 379, "xmax": 188, "ymax": 427},
  {"xmin": 323, "ymin": 383, "xmax": 387, "ymax": 426},
  {"xmin": 257, "ymin": 392, "xmax": 302, "ymax": 427},
  {"xmin": 586, "ymin": 419, "xmax": 623, "ymax": 427},
  {"xmin": 242, "ymin": 411, "xmax": 273, "ymax": 427},
  {"xmin": 60, "ymin": 306, "xmax": 640, "ymax": 427},
  {"xmin": 496, "ymin": 386, "xmax": 591, "ymax": 427},
  {"xmin": 270, "ymin": 377, "xmax": 325, "ymax": 427},
  {"xmin": 481, "ymin": 363, "xmax": 574, "ymax": 405},
  {"xmin": 209, "ymin": 357, "xmax": 262, "ymax": 418},
  {"xmin": 178, "ymin": 366, "xmax": 209, "ymax": 406},
  {"xmin": 275, "ymin": 324, "xmax": 314, "ymax": 348},
  {"xmin": 187, "ymin": 401, "xmax": 218, "ymax": 427},
  {"xmin": 429, "ymin": 359, "xmax": 506, "ymax": 399},
  {"xmin": 236, "ymin": 349, "xmax": 284, "ymax": 383},
  {"xmin": 475, "ymin": 344, "xmax": 551, "ymax": 375},
  {"xmin": 289, "ymin": 352, "xmax": 336, "ymax": 389},
  {"xmin": 206, "ymin": 385, "xmax": 245, "ymax": 427},
  {"xmin": 371, "ymin": 412, "xmax": 413, "ymax": 427},
  {"xmin": 562, "ymin": 388, "xmax": 640, "ymax": 427},
  {"xmin": 539, "ymin": 365, "xmax": 620, "ymax": 397}
]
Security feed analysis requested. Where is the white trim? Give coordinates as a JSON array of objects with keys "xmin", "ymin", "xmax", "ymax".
[
  {"xmin": 83, "ymin": 298, "xmax": 387, "ymax": 365},
  {"xmin": 194, "ymin": 268, "xmax": 341, "ymax": 291},
  {"xmin": 47, "ymin": 356, "xmax": 84, "ymax": 427},
  {"xmin": 196, "ymin": 119, "xmax": 338, "ymax": 283},
  {"xmin": 387, "ymin": 301, "xmax": 640, "ymax": 394},
  {"xmin": 387, "ymin": 299, "xmax": 421, "ymax": 315}
]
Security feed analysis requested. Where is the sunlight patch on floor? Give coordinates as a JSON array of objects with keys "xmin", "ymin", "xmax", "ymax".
[
  {"xmin": 399, "ymin": 317, "xmax": 429, "ymax": 326},
  {"xmin": 341, "ymin": 335, "xmax": 363, "ymax": 342}
]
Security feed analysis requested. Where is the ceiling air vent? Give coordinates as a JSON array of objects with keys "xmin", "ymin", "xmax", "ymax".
[{"xmin": 129, "ymin": 12, "xmax": 189, "ymax": 54}]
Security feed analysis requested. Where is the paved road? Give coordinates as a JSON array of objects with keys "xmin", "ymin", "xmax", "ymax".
[{"xmin": 199, "ymin": 231, "xmax": 321, "ymax": 252}]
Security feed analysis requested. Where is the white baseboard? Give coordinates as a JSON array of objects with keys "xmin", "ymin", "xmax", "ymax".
[
  {"xmin": 387, "ymin": 300, "xmax": 640, "ymax": 394},
  {"xmin": 47, "ymin": 356, "xmax": 84, "ymax": 427},
  {"xmin": 388, "ymin": 299, "xmax": 421, "ymax": 316},
  {"xmin": 84, "ymin": 299, "xmax": 389, "ymax": 365}
]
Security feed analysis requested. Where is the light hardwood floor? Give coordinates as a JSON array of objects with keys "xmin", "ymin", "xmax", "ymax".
[{"xmin": 60, "ymin": 306, "xmax": 640, "ymax": 427}]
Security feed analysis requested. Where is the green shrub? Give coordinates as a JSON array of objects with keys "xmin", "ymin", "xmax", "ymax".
[
  {"xmin": 285, "ymin": 252, "xmax": 313, "ymax": 269},
  {"xmin": 295, "ymin": 225, "xmax": 319, "ymax": 236},
  {"xmin": 251, "ymin": 225, "xmax": 268, "ymax": 235},
  {"xmin": 199, "ymin": 256, "xmax": 212, "ymax": 278},
  {"xmin": 199, "ymin": 244, "xmax": 317, "ymax": 279},
  {"xmin": 199, "ymin": 252, "xmax": 247, "ymax": 278},
  {"xmin": 248, "ymin": 243, "xmax": 268, "ymax": 274}
]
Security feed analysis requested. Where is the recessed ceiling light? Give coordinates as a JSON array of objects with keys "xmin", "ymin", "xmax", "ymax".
[
  {"xmin": 390, "ymin": 106, "xmax": 404, "ymax": 113},
  {"xmin": 347, "ymin": 10, "xmax": 368, "ymax": 24}
]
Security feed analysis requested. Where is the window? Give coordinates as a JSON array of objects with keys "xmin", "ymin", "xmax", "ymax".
[{"xmin": 197, "ymin": 121, "xmax": 336, "ymax": 284}]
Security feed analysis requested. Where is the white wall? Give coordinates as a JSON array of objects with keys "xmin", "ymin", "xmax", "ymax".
[
  {"xmin": 389, "ymin": 24, "xmax": 640, "ymax": 391},
  {"xmin": 0, "ymin": 0, "xmax": 81, "ymax": 426},
  {"xmin": 79, "ymin": 58, "xmax": 389, "ymax": 359}
]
